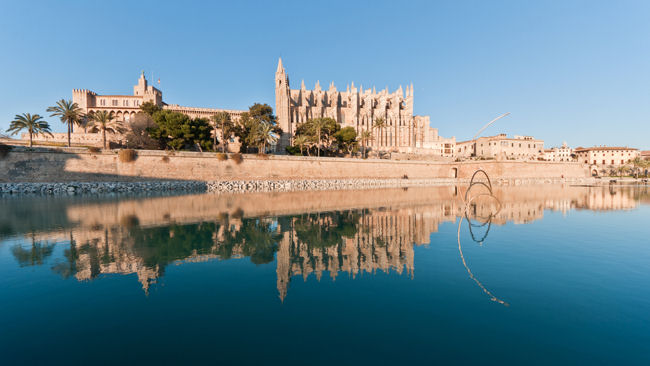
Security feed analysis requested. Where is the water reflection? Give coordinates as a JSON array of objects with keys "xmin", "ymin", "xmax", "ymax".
[
  {"xmin": 457, "ymin": 171, "xmax": 508, "ymax": 306},
  {"xmin": 3, "ymin": 185, "xmax": 648, "ymax": 300}
]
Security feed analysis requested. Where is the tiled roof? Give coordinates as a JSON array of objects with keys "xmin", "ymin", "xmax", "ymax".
[{"xmin": 574, "ymin": 146, "xmax": 638, "ymax": 152}]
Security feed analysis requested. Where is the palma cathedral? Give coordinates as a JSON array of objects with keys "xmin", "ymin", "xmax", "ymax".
[{"xmin": 275, "ymin": 58, "xmax": 455, "ymax": 155}]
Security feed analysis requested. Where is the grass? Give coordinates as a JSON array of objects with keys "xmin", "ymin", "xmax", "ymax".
[
  {"xmin": 161, "ymin": 155, "xmax": 170, "ymax": 163},
  {"xmin": 216, "ymin": 153, "xmax": 228, "ymax": 161}
]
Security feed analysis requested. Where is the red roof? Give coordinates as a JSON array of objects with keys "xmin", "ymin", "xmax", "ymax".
[{"xmin": 574, "ymin": 146, "xmax": 638, "ymax": 152}]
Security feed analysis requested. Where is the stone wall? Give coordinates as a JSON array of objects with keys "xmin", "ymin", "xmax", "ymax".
[
  {"xmin": 0, "ymin": 147, "xmax": 590, "ymax": 183},
  {"xmin": 21, "ymin": 132, "xmax": 108, "ymax": 147}
]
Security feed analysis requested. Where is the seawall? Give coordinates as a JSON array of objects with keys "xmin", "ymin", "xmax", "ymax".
[{"xmin": 0, "ymin": 147, "xmax": 590, "ymax": 184}]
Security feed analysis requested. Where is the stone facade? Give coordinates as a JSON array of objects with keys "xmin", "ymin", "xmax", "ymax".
[
  {"xmin": 26, "ymin": 73, "xmax": 245, "ymax": 147},
  {"xmin": 73, "ymin": 72, "xmax": 245, "ymax": 122},
  {"xmin": 274, "ymin": 58, "xmax": 455, "ymax": 155},
  {"xmin": 456, "ymin": 134, "xmax": 544, "ymax": 160},
  {"xmin": 543, "ymin": 142, "xmax": 574, "ymax": 162},
  {"xmin": 640, "ymin": 150, "xmax": 649, "ymax": 161},
  {"xmin": 574, "ymin": 146, "xmax": 639, "ymax": 166}
]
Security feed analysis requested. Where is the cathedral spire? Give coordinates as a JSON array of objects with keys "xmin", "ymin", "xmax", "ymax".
[{"xmin": 276, "ymin": 57, "xmax": 284, "ymax": 74}]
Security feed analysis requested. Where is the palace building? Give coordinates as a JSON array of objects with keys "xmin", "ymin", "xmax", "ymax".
[
  {"xmin": 73, "ymin": 72, "xmax": 245, "ymax": 122},
  {"xmin": 274, "ymin": 58, "xmax": 455, "ymax": 156},
  {"xmin": 27, "ymin": 72, "xmax": 246, "ymax": 147}
]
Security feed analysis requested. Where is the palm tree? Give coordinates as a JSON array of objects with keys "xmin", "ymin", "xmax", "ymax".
[
  {"xmin": 257, "ymin": 122, "xmax": 278, "ymax": 153},
  {"xmin": 293, "ymin": 135, "xmax": 309, "ymax": 156},
  {"xmin": 6, "ymin": 113, "xmax": 53, "ymax": 147},
  {"xmin": 211, "ymin": 111, "xmax": 234, "ymax": 152},
  {"xmin": 311, "ymin": 118, "xmax": 330, "ymax": 157},
  {"xmin": 47, "ymin": 99, "xmax": 84, "ymax": 147},
  {"xmin": 373, "ymin": 117, "xmax": 386, "ymax": 148},
  {"xmin": 87, "ymin": 111, "xmax": 125, "ymax": 149},
  {"xmin": 359, "ymin": 130, "xmax": 374, "ymax": 159}
]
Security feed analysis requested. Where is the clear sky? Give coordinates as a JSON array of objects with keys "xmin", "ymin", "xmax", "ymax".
[{"xmin": 1, "ymin": 0, "xmax": 648, "ymax": 148}]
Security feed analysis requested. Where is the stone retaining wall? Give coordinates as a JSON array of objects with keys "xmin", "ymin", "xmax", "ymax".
[{"xmin": 0, "ymin": 147, "xmax": 591, "ymax": 184}]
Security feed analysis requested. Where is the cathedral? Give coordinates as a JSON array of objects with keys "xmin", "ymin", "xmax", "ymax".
[{"xmin": 275, "ymin": 58, "xmax": 455, "ymax": 156}]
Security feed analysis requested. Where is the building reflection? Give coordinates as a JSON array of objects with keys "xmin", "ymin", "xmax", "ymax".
[{"xmin": 5, "ymin": 185, "xmax": 647, "ymax": 299}]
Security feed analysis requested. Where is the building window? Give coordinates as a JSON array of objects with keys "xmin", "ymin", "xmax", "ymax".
[
  {"xmin": 112, "ymin": 100, "xmax": 118, "ymax": 106},
  {"xmin": 123, "ymin": 100, "xmax": 129, "ymax": 106}
]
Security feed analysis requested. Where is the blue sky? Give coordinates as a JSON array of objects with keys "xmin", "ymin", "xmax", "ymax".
[{"xmin": 0, "ymin": 0, "xmax": 648, "ymax": 148}]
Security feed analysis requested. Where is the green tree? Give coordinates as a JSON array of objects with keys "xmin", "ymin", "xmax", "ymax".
[
  {"xmin": 140, "ymin": 101, "xmax": 162, "ymax": 116},
  {"xmin": 148, "ymin": 110, "xmax": 213, "ymax": 151},
  {"xmin": 296, "ymin": 117, "xmax": 339, "ymax": 157},
  {"xmin": 256, "ymin": 121, "xmax": 279, "ymax": 153},
  {"xmin": 372, "ymin": 117, "xmax": 386, "ymax": 148},
  {"xmin": 185, "ymin": 117, "xmax": 214, "ymax": 152},
  {"xmin": 293, "ymin": 135, "xmax": 311, "ymax": 156},
  {"xmin": 47, "ymin": 99, "xmax": 84, "ymax": 147},
  {"xmin": 211, "ymin": 111, "xmax": 234, "ymax": 152},
  {"xmin": 235, "ymin": 103, "xmax": 280, "ymax": 153},
  {"xmin": 87, "ymin": 111, "xmax": 126, "ymax": 149},
  {"xmin": 6, "ymin": 113, "xmax": 53, "ymax": 147},
  {"xmin": 334, "ymin": 126, "xmax": 358, "ymax": 156},
  {"xmin": 249, "ymin": 103, "xmax": 277, "ymax": 125},
  {"xmin": 359, "ymin": 130, "xmax": 374, "ymax": 159}
]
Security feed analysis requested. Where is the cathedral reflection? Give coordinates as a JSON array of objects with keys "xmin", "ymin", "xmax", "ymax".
[{"xmin": 5, "ymin": 185, "xmax": 647, "ymax": 299}]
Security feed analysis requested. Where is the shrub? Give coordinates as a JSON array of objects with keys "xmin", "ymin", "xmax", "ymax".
[
  {"xmin": 87, "ymin": 146, "xmax": 101, "ymax": 153},
  {"xmin": 0, "ymin": 143, "xmax": 12, "ymax": 159},
  {"xmin": 161, "ymin": 155, "xmax": 170, "ymax": 163},
  {"xmin": 231, "ymin": 153, "xmax": 243, "ymax": 165},
  {"xmin": 216, "ymin": 152, "xmax": 228, "ymax": 161},
  {"xmin": 118, "ymin": 149, "xmax": 137, "ymax": 162}
]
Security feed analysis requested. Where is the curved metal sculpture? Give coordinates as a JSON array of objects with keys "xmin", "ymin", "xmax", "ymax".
[{"xmin": 457, "ymin": 169, "xmax": 508, "ymax": 306}]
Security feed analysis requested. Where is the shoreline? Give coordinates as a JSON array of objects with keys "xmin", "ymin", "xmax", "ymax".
[{"xmin": 0, "ymin": 176, "xmax": 635, "ymax": 196}]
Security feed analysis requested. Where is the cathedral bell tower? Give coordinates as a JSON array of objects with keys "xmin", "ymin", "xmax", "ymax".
[{"xmin": 275, "ymin": 58, "xmax": 291, "ymax": 152}]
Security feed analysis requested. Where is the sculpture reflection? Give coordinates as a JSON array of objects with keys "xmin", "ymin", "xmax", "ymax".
[{"xmin": 457, "ymin": 170, "xmax": 508, "ymax": 306}]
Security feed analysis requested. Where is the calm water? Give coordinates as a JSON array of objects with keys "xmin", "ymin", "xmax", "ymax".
[{"xmin": 1, "ymin": 185, "xmax": 649, "ymax": 365}]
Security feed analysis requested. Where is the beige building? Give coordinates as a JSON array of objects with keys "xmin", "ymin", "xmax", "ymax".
[
  {"xmin": 456, "ymin": 134, "xmax": 544, "ymax": 160},
  {"xmin": 73, "ymin": 72, "xmax": 245, "ymax": 122},
  {"xmin": 25, "ymin": 72, "xmax": 245, "ymax": 147},
  {"xmin": 641, "ymin": 150, "xmax": 650, "ymax": 161},
  {"xmin": 574, "ymin": 146, "xmax": 639, "ymax": 166},
  {"xmin": 543, "ymin": 142, "xmax": 574, "ymax": 162},
  {"xmin": 275, "ymin": 58, "xmax": 455, "ymax": 155}
]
